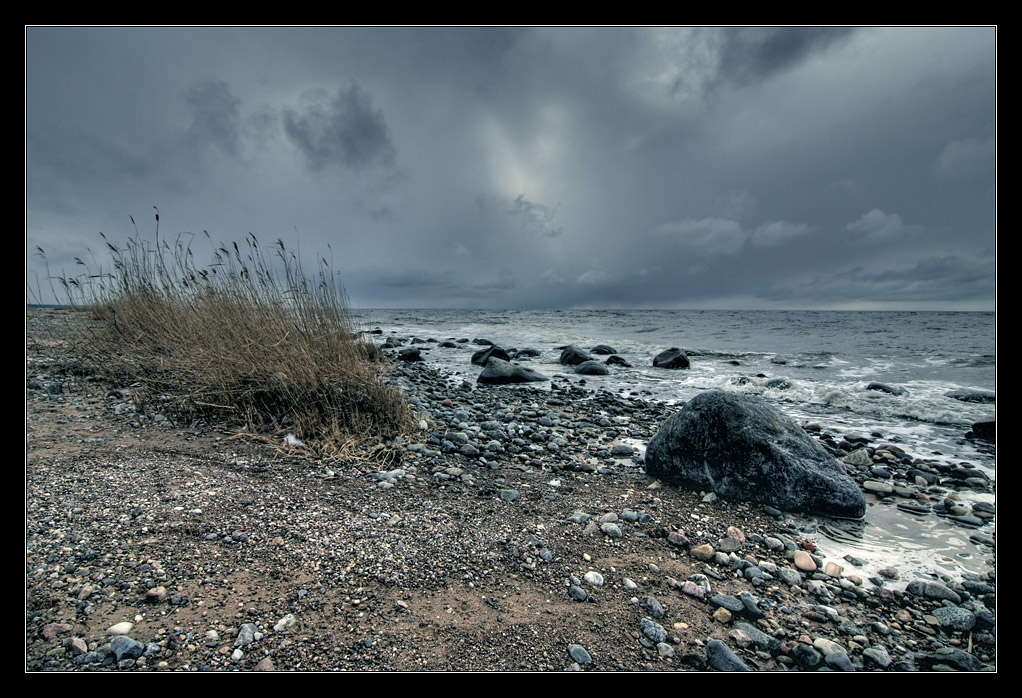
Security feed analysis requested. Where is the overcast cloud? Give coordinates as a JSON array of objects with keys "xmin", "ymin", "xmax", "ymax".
[{"xmin": 26, "ymin": 27, "xmax": 996, "ymax": 309}]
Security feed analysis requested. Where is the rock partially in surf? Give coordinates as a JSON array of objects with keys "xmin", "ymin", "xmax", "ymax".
[
  {"xmin": 653, "ymin": 348, "xmax": 690, "ymax": 369},
  {"xmin": 397, "ymin": 347, "xmax": 424, "ymax": 362},
  {"xmin": 559, "ymin": 345, "xmax": 593, "ymax": 366},
  {"xmin": 513, "ymin": 348, "xmax": 541, "ymax": 359},
  {"xmin": 574, "ymin": 360, "xmax": 609, "ymax": 376},
  {"xmin": 644, "ymin": 390, "xmax": 866, "ymax": 518},
  {"xmin": 945, "ymin": 389, "xmax": 995, "ymax": 404},
  {"xmin": 606, "ymin": 355, "xmax": 631, "ymax": 367},
  {"xmin": 477, "ymin": 358, "xmax": 549, "ymax": 385},
  {"xmin": 968, "ymin": 419, "xmax": 995, "ymax": 442},
  {"xmin": 866, "ymin": 382, "xmax": 907, "ymax": 396},
  {"xmin": 471, "ymin": 346, "xmax": 511, "ymax": 366},
  {"xmin": 438, "ymin": 341, "xmax": 458, "ymax": 348},
  {"xmin": 590, "ymin": 344, "xmax": 617, "ymax": 355},
  {"xmin": 764, "ymin": 377, "xmax": 792, "ymax": 390}
]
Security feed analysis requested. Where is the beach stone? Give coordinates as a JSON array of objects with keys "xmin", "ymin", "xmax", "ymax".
[
  {"xmin": 477, "ymin": 358, "xmax": 548, "ymax": 385},
  {"xmin": 652, "ymin": 347, "xmax": 690, "ymax": 369},
  {"xmin": 559, "ymin": 345, "xmax": 592, "ymax": 366},
  {"xmin": 945, "ymin": 389, "xmax": 994, "ymax": 404},
  {"xmin": 110, "ymin": 635, "xmax": 144, "ymax": 662},
  {"xmin": 575, "ymin": 360, "xmax": 610, "ymax": 376},
  {"xmin": 867, "ymin": 382, "xmax": 907, "ymax": 396},
  {"xmin": 792, "ymin": 643, "xmax": 822, "ymax": 668},
  {"xmin": 640, "ymin": 617, "xmax": 667, "ymax": 643},
  {"xmin": 825, "ymin": 651, "xmax": 855, "ymax": 671},
  {"xmin": 690, "ymin": 543, "xmax": 715, "ymax": 561},
  {"xmin": 644, "ymin": 391, "xmax": 865, "ymax": 518},
  {"xmin": 917, "ymin": 647, "xmax": 983, "ymax": 671},
  {"xmin": 600, "ymin": 522, "xmax": 623, "ymax": 538},
  {"xmin": 969, "ymin": 419, "xmax": 995, "ymax": 441},
  {"xmin": 794, "ymin": 550, "xmax": 817, "ymax": 572},
  {"xmin": 733, "ymin": 621, "xmax": 780, "ymax": 652},
  {"xmin": 932, "ymin": 605, "xmax": 976, "ymax": 631},
  {"xmin": 906, "ymin": 580, "xmax": 962, "ymax": 604},
  {"xmin": 824, "ymin": 561, "xmax": 844, "ymax": 578},
  {"xmin": 777, "ymin": 567, "xmax": 802, "ymax": 586},
  {"xmin": 639, "ymin": 596, "xmax": 666, "ymax": 620},
  {"xmin": 863, "ymin": 645, "xmax": 892, "ymax": 668},
  {"xmin": 107, "ymin": 622, "xmax": 133, "ymax": 636},
  {"xmin": 583, "ymin": 571, "xmax": 604, "ymax": 587},
  {"xmin": 471, "ymin": 346, "xmax": 511, "ymax": 365},
  {"xmin": 567, "ymin": 644, "xmax": 592, "ymax": 664},
  {"xmin": 705, "ymin": 639, "xmax": 750, "ymax": 671}
]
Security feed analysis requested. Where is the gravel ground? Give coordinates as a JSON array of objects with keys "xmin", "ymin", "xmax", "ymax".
[{"xmin": 26, "ymin": 308, "xmax": 995, "ymax": 671}]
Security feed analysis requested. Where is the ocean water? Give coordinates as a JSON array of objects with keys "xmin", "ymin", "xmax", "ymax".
[{"xmin": 360, "ymin": 309, "xmax": 996, "ymax": 581}]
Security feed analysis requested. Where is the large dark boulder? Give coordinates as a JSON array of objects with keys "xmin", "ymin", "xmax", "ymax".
[
  {"xmin": 471, "ymin": 345, "xmax": 511, "ymax": 366},
  {"xmin": 645, "ymin": 390, "xmax": 865, "ymax": 518},
  {"xmin": 590, "ymin": 344, "xmax": 617, "ymax": 355},
  {"xmin": 559, "ymin": 345, "xmax": 593, "ymax": 366},
  {"xmin": 574, "ymin": 360, "xmax": 609, "ymax": 376},
  {"xmin": 477, "ymin": 358, "xmax": 549, "ymax": 385},
  {"xmin": 653, "ymin": 348, "xmax": 690, "ymax": 369},
  {"xmin": 969, "ymin": 419, "xmax": 995, "ymax": 442}
]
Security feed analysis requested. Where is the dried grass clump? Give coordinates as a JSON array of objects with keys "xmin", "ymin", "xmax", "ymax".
[{"xmin": 40, "ymin": 213, "xmax": 411, "ymax": 455}]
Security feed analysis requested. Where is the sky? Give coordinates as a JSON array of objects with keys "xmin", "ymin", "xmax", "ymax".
[{"xmin": 26, "ymin": 27, "xmax": 996, "ymax": 310}]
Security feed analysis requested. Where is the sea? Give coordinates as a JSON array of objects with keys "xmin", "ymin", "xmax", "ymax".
[{"xmin": 358, "ymin": 309, "xmax": 996, "ymax": 583}]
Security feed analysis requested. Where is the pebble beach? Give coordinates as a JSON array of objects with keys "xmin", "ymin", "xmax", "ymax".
[{"xmin": 26, "ymin": 308, "xmax": 995, "ymax": 671}]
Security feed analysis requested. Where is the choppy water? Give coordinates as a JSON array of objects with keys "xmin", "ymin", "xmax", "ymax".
[{"xmin": 360, "ymin": 309, "xmax": 996, "ymax": 581}]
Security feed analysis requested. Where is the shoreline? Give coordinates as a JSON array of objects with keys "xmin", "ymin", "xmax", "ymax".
[{"xmin": 26, "ymin": 308, "xmax": 995, "ymax": 671}]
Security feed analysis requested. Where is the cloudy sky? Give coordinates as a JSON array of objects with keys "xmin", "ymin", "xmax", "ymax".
[{"xmin": 26, "ymin": 27, "xmax": 996, "ymax": 309}]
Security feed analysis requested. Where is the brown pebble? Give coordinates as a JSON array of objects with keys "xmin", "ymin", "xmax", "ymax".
[
  {"xmin": 713, "ymin": 607, "xmax": 733, "ymax": 624},
  {"xmin": 254, "ymin": 657, "xmax": 275, "ymax": 671}
]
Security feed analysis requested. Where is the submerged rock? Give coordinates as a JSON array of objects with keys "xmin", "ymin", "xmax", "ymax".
[
  {"xmin": 644, "ymin": 390, "xmax": 866, "ymax": 518},
  {"xmin": 945, "ymin": 389, "xmax": 995, "ymax": 403}
]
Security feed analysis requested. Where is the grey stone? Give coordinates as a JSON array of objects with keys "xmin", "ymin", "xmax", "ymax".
[
  {"xmin": 644, "ymin": 391, "xmax": 865, "ymax": 518},
  {"xmin": 705, "ymin": 639, "xmax": 750, "ymax": 671},
  {"xmin": 932, "ymin": 605, "xmax": 976, "ymax": 631},
  {"xmin": 477, "ymin": 358, "xmax": 549, "ymax": 385},
  {"xmin": 110, "ymin": 635, "xmax": 144, "ymax": 662},
  {"xmin": 640, "ymin": 617, "xmax": 667, "ymax": 643},
  {"xmin": 567, "ymin": 644, "xmax": 592, "ymax": 664}
]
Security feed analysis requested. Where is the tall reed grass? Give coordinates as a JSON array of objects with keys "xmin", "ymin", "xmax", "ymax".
[{"xmin": 38, "ymin": 213, "xmax": 411, "ymax": 456}]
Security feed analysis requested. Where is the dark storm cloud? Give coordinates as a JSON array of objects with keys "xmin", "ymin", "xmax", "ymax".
[
  {"xmin": 183, "ymin": 79, "xmax": 243, "ymax": 157},
  {"xmin": 761, "ymin": 254, "xmax": 995, "ymax": 304},
  {"xmin": 283, "ymin": 84, "xmax": 396, "ymax": 171},
  {"xmin": 716, "ymin": 27, "xmax": 857, "ymax": 86}
]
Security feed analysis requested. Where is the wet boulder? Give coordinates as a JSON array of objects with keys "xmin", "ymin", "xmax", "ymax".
[
  {"xmin": 477, "ymin": 357, "xmax": 549, "ymax": 385},
  {"xmin": 645, "ymin": 390, "xmax": 866, "ymax": 518},
  {"xmin": 867, "ymin": 382, "xmax": 907, "ymax": 396},
  {"xmin": 559, "ymin": 345, "xmax": 593, "ymax": 366},
  {"xmin": 471, "ymin": 345, "xmax": 511, "ymax": 365},
  {"xmin": 653, "ymin": 348, "xmax": 690, "ymax": 369},
  {"xmin": 574, "ymin": 360, "xmax": 609, "ymax": 376},
  {"xmin": 945, "ymin": 389, "xmax": 995, "ymax": 404}
]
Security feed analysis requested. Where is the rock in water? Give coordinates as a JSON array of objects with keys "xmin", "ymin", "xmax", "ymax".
[
  {"xmin": 559, "ymin": 345, "xmax": 593, "ymax": 366},
  {"xmin": 652, "ymin": 347, "xmax": 690, "ymax": 369},
  {"xmin": 644, "ymin": 390, "xmax": 865, "ymax": 518},
  {"xmin": 477, "ymin": 357, "xmax": 549, "ymax": 385}
]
